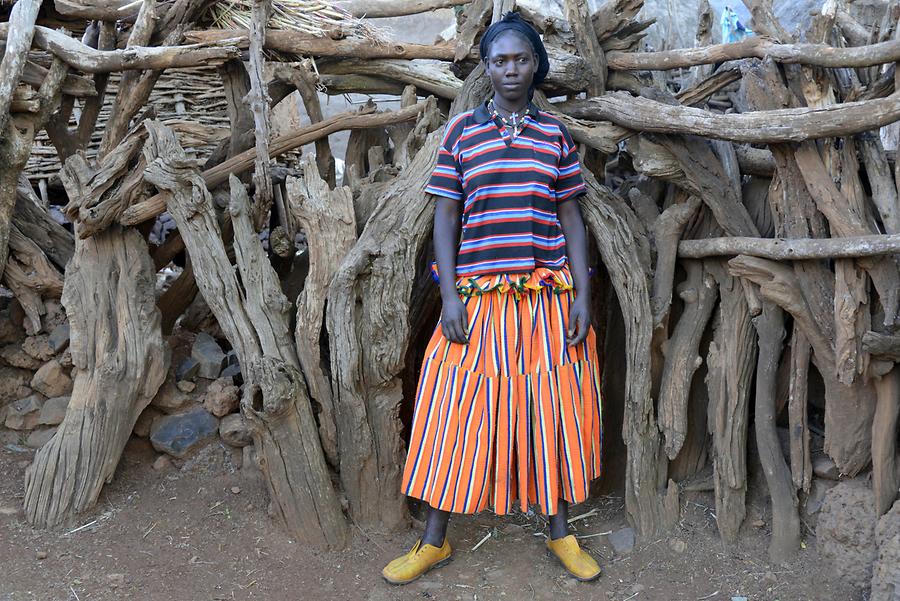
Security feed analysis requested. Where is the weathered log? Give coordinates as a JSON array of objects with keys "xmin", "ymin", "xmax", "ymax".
[
  {"xmin": 0, "ymin": 24, "xmax": 241, "ymax": 73},
  {"xmin": 676, "ymin": 64, "xmax": 741, "ymax": 107},
  {"xmin": 247, "ymin": 0, "xmax": 273, "ymax": 228},
  {"xmin": 325, "ymin": 133, "xmax": 441, "ymax": 530},
  {"xmin": 560, "ymin": 91, "xmax": 900, "ymax": 143},
  {"xmin": 858, "ymin": 134, "xmax": 900, "ymax": 234},
  {"xmin": 728, "ymin": 255, "xmax": 876, "ymax": 476},
  {"xmin": 606, "ymin": 36, "xmax": 900, "ymax": 71},
  {"xmin": 565, "ymin": 0, "xmax": 606, "ymax": 94},
  {"xmin": 287, "ymin": 155, "xmax": 357, "ymax": 468},
  {"xmin": 337, "ymin": 0, "xmax": 471, "ymax": 17},
  {"xmin": 121, "ymin": 102, "xmax": 426, "ymax": 227},
  {"xmin": 23, "ymin": 226, "xmax": 168, "ymax": 527},
  {"xmin": 864, "ymin": 332, "xmax": 900, "ymax": 361},
  {"xmin": 318, "ymin": 58, "xmax": 461, "ymax": 99},
  {"xmin": 872, "ymin": 367, "xmax": 900, "ymax": 516},
  {"xmin": 272, "ymin": 62, "xmax": 335, "ymax": 187},
  {"xmin": 787, "ymin": 325, "xmax": 812, "ymax": 493},
  {"xmin": 2, "ymin": 224, "xmax": 64, "ymax": 334},
  {"xmin": 13, "ymin": 179, "xmax": 74, "ymax": 270},
  {"xmin": 658, "ymin": 260, "xmax": 717, "ymax": 459},
  {"xmin": 142, "ymin": 120, "xmax": 348, "ymax": 548},
  {"xmin": 750, "ymin": 301, "xmax": 800, "ymax": 562},
  {"xmin": 578, "ymin": 171, "xmax": 679, "ymax": 538},
  {"xmin": 651, "ymin": 196, "xmax": 701, "ymax": 326},
  {"xmin": 186, "ymin": 28, "xmax": 457, "ymax": 61},
  {"xmin": 0, "ymin": 0, "xmax": 41, "ymax": 137},
  {"xmin": 678, "ymin": 232, "xmax": 900, "ymax": 259},
  {"xmin": 834, "ymin": 258, "xmax": 870, "ymax": 385},
  {"xmin": 705, "ymin": 261, "xmax": 756, "ymax": 543},
  {"xmin": 591, "ymin": 0, "xmax": 644, "ymax": 45},
  {"xmin": 20, "ymin": 59, "xmax": 97, "ymax": 97}
]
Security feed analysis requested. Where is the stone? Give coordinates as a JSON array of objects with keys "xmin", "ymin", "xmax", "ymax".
[
  {"xmin": 31, "ymin": 360, "xmax": 72, "ymax": 398},
  {"xmin": 35, "ymin": 550, "xmax": 48, "ymax": 560},
  {"xmin": 219, "ymin": 413, "xmax": 252, "ymax": 447},
  {"xmin": 5, "ymin": 394, "xmax": 45, "ymax": 430},
  {"xmin": 803, "ymin": 478, "xmax": 839, "ymax": 527},
  {"xmin": 133, "ymin": 406, "xmax": 163, "ymax": 438},
  {"xmin": 0, "ymin": 308, "xmax": 25, "ymax": 344},
  {"xmin": 176, "ymin": 380, "xmax": 196, "ymax": 393},
  {"xmin": 37, "ymin": 395, "xmax": 70, "ymax": 426},
  {"xmin": 608, "ymin": 527, "xmax": 635, "ymax": 555},
  {"xmin": 22, "ymin": 335, "xmax": 55, "ymax": 361},
  {"xmin": 219, "ymin": 363, "xmax": 242, "ymax": 385},
  {"xmin": 0, "ymin": 344, "xmax": 42, "ymax": 369},
  {"xmin": 150, "ymin": 376, "xmax": 190, "ymax": 413},
  {"xmin": 152, "ymin": 455, "xmax": 173, "ymax": 471},
  {"xmin": 813, "ymin": 455, "xmax": 841, "ymax": 480},
  {"xmin": 202, "ymin": 377, "xmax": 240, "ymax": 417},
  {"xmin": 871, "ymin": 499, "xmax": 900, "ymax": 601},
  {"xmin": 48, "ymin": 323, "xmax": 70, "ymax": 353},
  {"xmin": 668, "ymin": 538, "xmax": 687, "ymax": 553},
  {"xmin": 231, "ymin": 486, "xmax": 241, "ymax": 494},
  {"xmin": 0, "ymin": 367, "xmax": 35, "ymax": 403},
  {"xmin": 191, "ymin": 333, "xmax": 226, "ymax": 379},
  {"xmin": 25, "ymin": 428, "xmax": 56, "ymax": 448},
  {"xmin": 57, "ymin": 348, "xmax": 72, "ymax": 369},
  {"xmin": 41, "ymin": 300, "xmax": 67, "ymax": 332},
  {"xmin": 150, "ymin": 407, "xmax": 219, "ymax": 458},
  {"xmin": 817, "ymin": 479, "xmax": 878, "ymax": 589},
  {"xmin": 175, "ymin": 357, "xmax": 200, "ymax": 382}
]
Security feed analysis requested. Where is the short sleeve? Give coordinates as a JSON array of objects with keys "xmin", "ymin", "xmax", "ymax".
[
  {"xmin": 555, "ymin": 123, "xmax": 587, "ymax": 203},
  {"xmin": 424, "ymin": 121, "xmax": 464, "ymax": 201}
]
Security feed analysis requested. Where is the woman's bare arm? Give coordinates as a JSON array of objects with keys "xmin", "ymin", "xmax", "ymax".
[
  {"xmin": 434, "ymin": 196, "xmax": 468, "ymax": 344},
  {"xmin": 557, "ymin": 197, "xmax": 592, "ymax": 346}
]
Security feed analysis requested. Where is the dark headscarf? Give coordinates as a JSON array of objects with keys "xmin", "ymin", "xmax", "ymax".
[{"xmin": 479, "ymin": 12, "xmax": 550, "ymax": 99}]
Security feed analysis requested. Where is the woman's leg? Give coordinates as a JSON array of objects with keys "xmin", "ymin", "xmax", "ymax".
[
  {"xmin": 548, "ymin": 499, "xmax": 569, "ymax": 540},
  {"xmin": 422, "ymin": 505, "xmax": 451, "ymax": 546}
]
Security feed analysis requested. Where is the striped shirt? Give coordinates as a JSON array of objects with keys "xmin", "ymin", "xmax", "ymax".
[{"xmin": 425, "ymin": 100, "xmax": 587, "ymax": 278}]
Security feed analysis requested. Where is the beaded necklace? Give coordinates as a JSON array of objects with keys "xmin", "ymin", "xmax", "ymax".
[{"xmin": 488, "ymin": 97, "xmax": 527, "ymax": 140}]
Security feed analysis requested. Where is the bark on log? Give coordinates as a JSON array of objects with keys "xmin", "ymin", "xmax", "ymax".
[
  {"xmin": 336, "ymin": 0, "xmax": 470, "ymax": 17},
  {"xmin": 751, "ymin": 301, "xmax": 801, "ymax": 562},
  {"xmin": 23, "ymin": 226, "xmax": 168, "ymax": 527},
  {"xmin": 142, "ymin": 120, "xmax": 348, "ymax": 548},
  {"xmin": 0, "ymin": 0, "xmax": 41, "ymax": 137},
  {"xmin": 2, "ymin": 224, "xmax": 64, "ymax": 334},
  {"xmin": 14, "ymin": 179, "xmax": 74, "ymax": 270},
  {"xmin": 246, "ymin": 0, "xmax": 273, "ymax": 228},
  {"xmin": 651, "ymin": 196, "xmax": 701, "ymax": 327},
  {"xmin": 872, "ymin": 367, "xmax": 900, "ymax": 516},
  {"xmin": 0, "ymin": 24, "xmax": 241, "ymax": 73},
  {"xmin": 606, "ymin": 36, "xmax": 900, "ymax": 71},
  {"xmin": 678, "ymin": 232, "xmax": 900, "ymax": 259},
  {"xmin": 658, "ymin": 260, "xmax": 717, "ymax": 459},
  {"xmin": 287, "ymin": 155, "xmax": 357, "ymax": 468},
  {"xmin": 560, "ymin": 91, "xmax": 900, "ymax": 143},
  {"xmin": 565, "ymin": 0, "xmax": 607, "ymax": 94},
  {"xmin": 20, "ymin": 59, "xmax": 97, "ymax": 98}
]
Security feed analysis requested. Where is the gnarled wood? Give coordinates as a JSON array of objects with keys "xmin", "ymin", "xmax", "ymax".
[
  {"xmin": 678, "ymin": 233, "xmax": 900, "ymax": 259},
  {"xmin": 287, "ymin": 156, "xmax": 357, "ymax": 468},
  {"xmin": 787, "ymin": 325, "xmax": 812, "ymax": 493},
  {"xmin": 750, "ymin": 301, "xmax": 800, "ymax": 562},
  {"xmin": 24, "ymin": 226, "xmax": 168, "ymax": 527},
  {"xmin": 872, "ymin": 367, "xmax": 900, "ymax": 516},
  {"xmin": 142, "ymin": 120, "xmax": 348, "ymax": 548}
]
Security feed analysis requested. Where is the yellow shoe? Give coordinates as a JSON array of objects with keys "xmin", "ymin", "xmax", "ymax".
[
  {"xmin": 382, "ymin": 538, "xmax": 452, "ymax": 585},
  {"xmin": 546, "ymin": 534, "xmax": 602, "ymax": 581}
]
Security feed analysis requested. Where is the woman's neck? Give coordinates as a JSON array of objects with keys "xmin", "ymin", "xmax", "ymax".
[{"xmin": 491, "ymin": 95, "xmax": 528, "ymax": 117}]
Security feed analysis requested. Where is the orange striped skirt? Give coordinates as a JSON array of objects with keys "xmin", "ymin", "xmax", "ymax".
[{"xmin": 401, "ymin": 266, "xmax": 603, "ymax": 516}]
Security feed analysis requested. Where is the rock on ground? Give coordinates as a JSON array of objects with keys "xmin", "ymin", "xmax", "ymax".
[
  {"xmin": 133, "ymin": 406, "xmax": 163, "ymax": 438},
  {"xmin": 150, "ymin": 407, "xmax": 219, "ymax": 458},
  {"xmin": 22, "ymin": 335, "xmax": 55, "ymax": 362},
  {"xmin": 609, "ymin": 527, "xmax": 635, "ymax": 555},
  {"xmin": 191, "ymin": 333, "xmax": 226, "ymax": 380},
  {"xmin": 817, "ymin": 480, "xmax": 878, "ymax": 589},
  {"xmin": 202, "ymin": 378, "xmax": 240, "ymax": 417},
  {"xmin": 25, "ymin": 427, "xmax": 56, "ymax": 449},
  {"xmin": 37, "ymin": 395, "xmax": 70, "ymax": 426},
  {"xmin": 219, "ymin": 413, "xmax": 252, "ymax": 447},
  {"xmin": 150, "ymin": 375, "xmax": 191, "ymax": 413},
  {"xmin": 0, "ymin": 344, "xmax": 42, "ymax": 370},
  {"xmin": 48, "ymin": 324, "xmax": 70, "ymax": 353},
  {"xmin": 30, "ymin": 360, "xmax": 72, "ymax": 398},
  {"xmin": 0, "ymin": 367, "xmax": 35, "ymax": 403},
  {"xmin": 5, "ymin": 394, "xmax": 45, "ymax": 430},
  {"xmin": 871, "ymin": 498, "xmax": 900, "ymax": 601}
]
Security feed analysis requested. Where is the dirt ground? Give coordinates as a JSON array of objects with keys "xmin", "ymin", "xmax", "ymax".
[{"xmin": 0, "ymin": 438, "xmax": 863, "ymax": 601}]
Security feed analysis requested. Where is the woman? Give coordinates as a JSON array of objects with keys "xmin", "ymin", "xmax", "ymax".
[{"xmin": 383, "ymin": 12, "xmax": 604, "ymax": 584}]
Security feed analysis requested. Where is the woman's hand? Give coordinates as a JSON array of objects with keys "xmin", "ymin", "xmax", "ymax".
[
  {"xmin": 566, "ymin": 296, "xmax": 591, "ymax": 347},
  {"xmin": 442, "ymin": 296, "xmax": 469, "ymax": 344}
]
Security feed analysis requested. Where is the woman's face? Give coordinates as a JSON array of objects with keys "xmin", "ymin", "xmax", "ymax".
[{"xmin": 485, "ymin": 32, "xmax": 537, "ymax": 106}]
